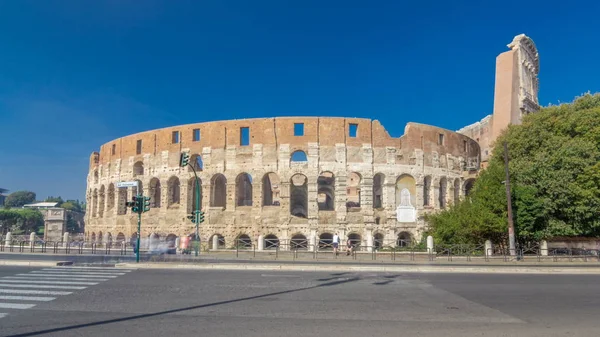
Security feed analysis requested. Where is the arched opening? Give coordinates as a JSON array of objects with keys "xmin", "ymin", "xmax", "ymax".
[
  {"xmin": 189, "ymin": 154, "xmax": 203, "ymax": 172},
  {"xmin": 107, "ymin": 184, "xmax": 115, "ymax": 211},
  {"xmin": 373, "ymin": 173, "xmax": 384, "ymax": 209},
  {"xmin": 319, "ymin": 232, "xmax": 333, "ymax": 250},
  {"xmin": 149, "ymin": 178, "xmax": 161, "ymax": 208},
  {"xmin": 464, "ymin": 179, "xmax": 475, "ymax": 196},
  {"xmin": 264, "ymin": 234, "xmax": 279, "ymax": 249},
  {"xmin": 133, "ymin": 161, "xmax": 144, "ymax": 176},
  {"xmin": 290, "ymin": 174, "xmax": 308, "ymax": 218},
  {"xmin": 166, "ymin": 234, "xmax": 177, "ymax": 253},
  {"xmin": 290, "ymin": 150, "xmax": 308, "ymax": 162},
  {"xmin": 397, "ymin": 232, "xmax": 412, "ymax": 247},
  {"xmin": 167, "ymin": 176, "xmax": 181, "ymax": 206},
  {"xmin": 453, "ymin": 178, "xmax": 461, "ymax": 204},
  {"xmin": 347, "ymin": 233, "xmax": 361, "ymax": 247},
  {"xmin": 439, "ymin": 177, "xmax": 447, "ymax": 209},
  {"xmin": 93, "ymin": 170, "xmax": 98, "ymax": 184},
  {"xmin": 346, "ymin": 172, "xmax": 361, "ymax": 209},
  {"xmin": 236, "ymin": 234, "xmax": 252, "ymax": 249},
  {"xmin": 373, "ymin": 233, "xmax": 384, "ymax": 250},
  {"xmin": 116, "ymin": 232, "xmax": 126, "ymax": 243},
  {"xmin": 235, "ymin": 173, "xmax": 253, "ymax": 207},
  {"xmin": 210, "ymin": 174, "xmax": 227, "ymax": 208},
  {"xmin": 395, "ymin": 174, "xmax": 416, "ymax": 208},
  {"xmin": 92, "ymin": 189, "xmax": 98, "ymax": 218},
  {"xmin": 98, "ymin": 185, "xmax": 106, "ymax": 218},
  {"xmin": 423, "ymin": 176, "xmax": 432, "ymax": 207},
  {"xmin": 290, "ymin": 234, "xmax": 308, "ymax": 250},
  {"xmin": 187, "ymin": 177, "xmax": 203, "ymax": 213},
  {"xmin": 210, "ymin": 234, "xmax": 225, "ymax": 249},
  {"xmin": 317, "ymin": 171, "xmax": 335, "ymax": 211},
  {"xmin": 262, "ymin": 172, "xmax": 281, "ymax": 206}
]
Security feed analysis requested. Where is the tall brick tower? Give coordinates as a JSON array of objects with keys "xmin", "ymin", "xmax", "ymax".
[{"xmin": 490, "ymin": 34, "xmax": 540, "ymax": 143}]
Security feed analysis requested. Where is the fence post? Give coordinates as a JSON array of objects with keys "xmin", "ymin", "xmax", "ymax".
[
  {"xmin": 427, "ymin": 235, "xmax": 434, "ymax": 259},
  {"xmin": 257, "ymin": 235, "xmax": 264, "ymax": 251},
  {"xmin": 63, "ymin": 233, "xmax": 69, "ymax": 248},
  {"xmin": 5, "ymin": 232, "xmax": 12, "ymax": 248},
  {"xmin": 485, "ymin": 240, "xmax": 493, "ymax": 260},
  {"xmin": 212, "ymin": 235, "xmax": 219, "ymax": 251},
  {"xmin": 29, "ymin": 232, "xmax": 36, "ymax": 250}
]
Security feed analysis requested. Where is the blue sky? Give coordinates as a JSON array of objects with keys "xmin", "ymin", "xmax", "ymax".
[{"xmin": 1, "ymin": 0, "xmax": 599, "ymax": 202}]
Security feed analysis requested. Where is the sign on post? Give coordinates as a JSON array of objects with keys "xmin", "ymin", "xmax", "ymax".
[{"xmin": 117, "ymin": 181, "xmax": 139, "ymax": 188}]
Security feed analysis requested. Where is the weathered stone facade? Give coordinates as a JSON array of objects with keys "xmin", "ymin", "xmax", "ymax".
[{"xmin": 85, "ymin": 117, "xmax": 479, "ymax": 249}]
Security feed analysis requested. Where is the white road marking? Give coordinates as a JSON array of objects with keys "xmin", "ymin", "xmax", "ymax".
[
  {"xmin": 261, "ymin": 274, "xmax": 300, "ymax": 277},
  {"xmin": 0, "ymin": 284, "xmax": 86, "ymax": 290},
  {"xmin": 21, "ymin": 273, "xmax": 117, "ymax": 278},
  {"xmin": 46, "ymin": 268, "xmax": 133, "ymax": 272},
  {"xmin": 0, "ymin": 313, "xmax": 6, "ymax": 319},
  {"xmin": 1, "ymin": 279, "xmax": 98, "ymax": 285},
  {"xmin": 0, "ymin": 289, "xmax": 72, "ymax": 295},
  {"xmin": 33, "ymin": 271, "xmax": 125, "ymax": 276},
  {"xmin": 0, "ymin": 295, "xmax": 55, "ymax": 302},
  {"xmin": 4, "ymin": 276, "xmax": 108, "ymax": 282},
  {"xmin": 0, "ymin": 303, "xmax": 36, "ymax": 309}
]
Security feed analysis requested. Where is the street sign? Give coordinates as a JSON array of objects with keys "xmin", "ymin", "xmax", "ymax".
[{"xmin": 117, "ymin": 181, "xmax": 139, "ymax": 188}]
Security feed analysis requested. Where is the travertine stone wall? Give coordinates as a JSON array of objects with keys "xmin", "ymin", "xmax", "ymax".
[{"xmin": 85, "ymin": 117, "xmax": 480, "ymax": 249}]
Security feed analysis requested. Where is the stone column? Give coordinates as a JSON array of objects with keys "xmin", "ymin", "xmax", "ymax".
[
  {"xmin": 5, "ymin": 232, "xmax": 11, "ymax": 247},
  {"xmin": 540, "ymin": 240, "xmax": 548, "ymax": 256},
  {"xmin": 63, "ymin": 232, "xmax": 70, "ymax": 248},
  {"xmin": 427, "ymin": 235, "xmax": 434, "ymax": 253},
  {"xmin": 29, "ymin": 232, "xmax": 36, "ymax": 248},
  {"xmin": 212, "ymin": 235, "xmax": 219, "ymax": 250},
  {"xmin": 309, "ymin": 229, "xmax": 317, "ymax": 252},
  {"xmin": 366, "ymin": 227, "xmax": 374, "ymax": 252},
  {"xmin": 257, "ymin": 234, "xmax": 264, "ymax": 251},
  {"xmin": 485, "ymin": 240, "xmax": 493, "ymax": 257}
]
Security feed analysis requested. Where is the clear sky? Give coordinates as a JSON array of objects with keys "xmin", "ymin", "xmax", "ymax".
[{"xmin": 1, "ymin": 0, "xmax": 599, "ymax": 202}]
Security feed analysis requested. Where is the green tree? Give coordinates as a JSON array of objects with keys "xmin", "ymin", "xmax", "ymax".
[
  {"xmin": 427, "ymin": 92, "xmax": 600, "ymax": 245},
  {"xmin": 0, "ymin": 208, "xmax": 44, "ymax": 234},
  {"xmin": 45, "ymin": 196, "xmax": 65, "ymax": 205},
  {"xmin": 4, "ymin": 191, "xmax": 36, "ymax": 208}
]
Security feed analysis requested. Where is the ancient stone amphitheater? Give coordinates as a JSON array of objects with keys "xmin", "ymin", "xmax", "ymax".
[{"xmin": 85, "ymin": 117, "xmax": 480, "ymax": 250}]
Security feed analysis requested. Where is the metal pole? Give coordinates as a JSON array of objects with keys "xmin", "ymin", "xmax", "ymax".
[
  {"xmin": 189, "ymin": 163, "xmax": 201, "ymax": 257},
  {"xmin": 136, "ymin": 196, "xmax": 141, "ymax": 263},
  {"xmin": 503, "ymin": 142, "xmax": 516, "ymax": 256}
]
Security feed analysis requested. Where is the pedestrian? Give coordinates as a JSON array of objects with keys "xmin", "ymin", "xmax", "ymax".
[
  {"xmin": 346, "ymin": 238, "xmax": 353, "ymax": 256},
  {"xmin": 332, "ymin": 232, "xmax": 339, "ymax": 256}
]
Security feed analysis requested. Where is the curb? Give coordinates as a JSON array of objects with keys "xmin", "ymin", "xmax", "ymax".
[
  {"xmin": 114, "ymin": 262, "xmax": 600, "ymax": 274},
  {"xmin": 0, "ymin": 260, "xmax": 73, "ymax": 267}
]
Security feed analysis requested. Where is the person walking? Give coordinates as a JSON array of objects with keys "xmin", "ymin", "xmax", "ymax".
[{"xmin": 332, "ymin": 233, "xmax": 340, "ymax": 256}]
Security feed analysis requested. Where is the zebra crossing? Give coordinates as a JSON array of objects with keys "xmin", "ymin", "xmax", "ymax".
[{"xmin": 0, "ymin": 266, "xmax": 134, "ymax": 318}]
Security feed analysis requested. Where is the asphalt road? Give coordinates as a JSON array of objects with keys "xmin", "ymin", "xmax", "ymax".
[{"xmin": 0, "ymin": 267, "xmax": 598, "ymax": 337}]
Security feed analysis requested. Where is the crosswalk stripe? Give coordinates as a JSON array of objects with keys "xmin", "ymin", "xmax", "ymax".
[
  {"xmin": 0, "ymin": 289, "xmax": 71, "ymax": 295},
  {"xmin": 27, "ymin": 271, "xmax": 119, "ymax": 278},
  {"xmin": 32, "ymin": 271, "xmax": 126, "ymax": 276},
  {"xmin": 0, "ymin": 295, "xmax": 56, "ymax": 302},
  {"xmin": 0, "ymin": 279, "xmax": 98, "ymax": 285},
  {"xmin": 0, "ymin": 303, "xmax": 37, "ymax": 309},
  {"xmin": 46, "ymin": 267, "xmax": 134, "ymax": 272},
  {"xmin": 5, "ymin": 276, "xmax": 108, "ymax": 282},
  {"xmin": 0, "ymin": 284, "xmax": 86, "ymax": 290},
  {"xmin": 0, "ymin": 313, "xmax": 6, "ymax": 319}
]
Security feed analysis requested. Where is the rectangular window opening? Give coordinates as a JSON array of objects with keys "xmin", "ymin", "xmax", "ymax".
[
  {"xmin": 240, "ymin": 127, "xmax": 250, "ymax": 146},
  {"xmin": 463, "ymin": 140, "xmax": 467, "ymax": 152},
  {"xmin": 172, "ymin": 131, "xmax": 180, "ymax": 144},
  {"xmin": 438, "ymin": 133, "xmax": 444, "ymax": 145},
  {"xmin": 193, "ymin": 128, "xmax": 200, "ymax": 142},
  {"xmin": 136, "ymin": 140, "xmax": 142, "ymax": 155},
  {"xmin": 111, "ymin": 144, "xmax": 116, "ymax": 155},
  {"xmin": 349, "ymin": 123, "xmax": 358, "ymax": 138},
  {"xmin": 294, "ymin": 123, "xmax": 304, "ymax": 136}
]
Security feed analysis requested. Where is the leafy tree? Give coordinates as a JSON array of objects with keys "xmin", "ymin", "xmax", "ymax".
[
  {"xmin": 4, "ymin": 191, "xmax": 36, "ymax": 208},
  {"xmin": 427, "ymin": 92, "xmax": 600, "ymax": 245},
  {"xmin": 45, "ymin": 196, "xmax": 65, "ymax": 205},
  {"xmin": 0, "ymin": 208, "xmax": 44, "ymax": 234},
  {"xmin": 65, "ymin": 213, "xmax": 79, "ymax": 233}
]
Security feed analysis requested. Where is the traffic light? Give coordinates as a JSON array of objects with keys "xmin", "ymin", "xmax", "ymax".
[
  {"xmin": 187, "ymin": 212, "xmax": 196, "ymax": 223},
  {"xmin": 133, "ymin": 196, "xmax": 141, "ymax": 213},
  {"xmin": 125, "ymin": 197, "xmax": 136, "ymax": 212},
  {"xmin": 198, "ymin": 211, "xmax": 205, "ymax": 223},
  {"xmin": 180, "ymin": 152, "xmax": 190, "ymax": 167},
  {"xmin": 143, "ymin": 196, "xmax": 151, "ymax": 212}
]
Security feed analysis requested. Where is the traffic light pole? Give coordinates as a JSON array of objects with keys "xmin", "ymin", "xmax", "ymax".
[
  {"xmin": 189, "ymin": 164, "xmax": 201, "ymax": 257},
  {"xmin": 136, "ymin": 198, "xmax": 142, "ymax": 263}
]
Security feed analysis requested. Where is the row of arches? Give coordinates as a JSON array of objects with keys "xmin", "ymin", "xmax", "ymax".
[{"xmin": 89, "ymin": 171, "xmax": 475, "ymax": 218}]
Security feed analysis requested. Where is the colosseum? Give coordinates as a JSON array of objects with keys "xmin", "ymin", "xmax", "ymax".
[
  {"xmin": 84, "ymin": 33, "xmax": 540, "ymax": 251},
  {"xmin": 85, "ymin": 117, "xmax": 480, "ymax": 250}
]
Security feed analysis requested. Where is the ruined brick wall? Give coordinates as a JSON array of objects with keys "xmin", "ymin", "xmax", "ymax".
[{"xmin": 84, "ymin": 117, "xmax": 480, "ymax": 249}]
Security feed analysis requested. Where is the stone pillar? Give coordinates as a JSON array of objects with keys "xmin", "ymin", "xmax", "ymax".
[
  {"xmin": 257, "ymin": 234, "xmax": 264, "ymax": 251},
  {"xmin": 175, "ymin": 237, "xmax": 180, "ymax": 252},
  {"xmin": 540, "ymin": 240, "xmax": 548, "ymax": 256},
  {"xmin": 427, "ymin": 235, "xmax": 434, "ymax": 253},
  {"xmin": 213, "ymin": 235, "xmax": 219, "ymax": 250},
  {"xmin": 366, "ymin": 229, "xmax": 374, "ymax": 252},
  {"xmin": 29, "ymin": 232, "xmax": 36, "ymax": 248},
  {"xmin": 5, "ymin": 232, "xmax": 12, "ymax": 246},
  {"xmin": 485, "ymin": 240, "xmax": 493, "ymax": 257},
  {"xmin": 103, "ymin": 232, "xmax": 110, "ymax": 246},
  {"xmin": 63, "ymin": 232, "xmax": 70, "ymax": 247},
  {"xmin": 309, "ymin": 229, "xmax": 317, "ymax": 252}
]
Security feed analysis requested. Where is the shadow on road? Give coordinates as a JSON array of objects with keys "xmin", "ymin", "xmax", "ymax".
[{"xmin": 7, "ymin": 275, "xmax": 365, "ymax": 337}]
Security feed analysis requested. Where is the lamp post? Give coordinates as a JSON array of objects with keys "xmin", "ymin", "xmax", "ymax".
[{"xmin": 503, "ymin": 141, "xmax": 516, "ymax": 257}]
